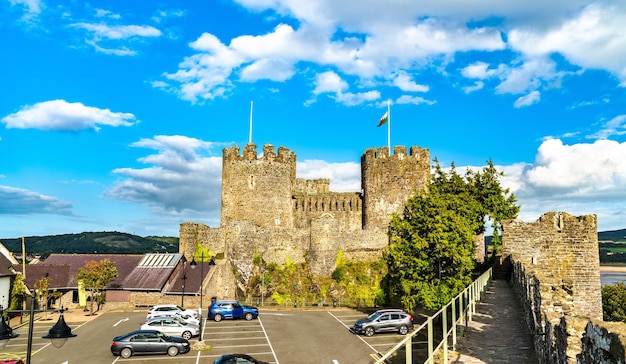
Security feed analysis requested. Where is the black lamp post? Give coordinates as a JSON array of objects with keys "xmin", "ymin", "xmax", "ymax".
[
  {"xmin": 189, "ymin": 252, "xmax": 204, "ymax": 341},
  {"xmin": 1, "ymin": 291, "xmax": 77, "ymax": 364}
]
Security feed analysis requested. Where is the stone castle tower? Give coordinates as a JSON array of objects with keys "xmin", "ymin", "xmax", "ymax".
[{"xmin": 180, "ymin": 143, "xmax": 430, "ymax": 296}]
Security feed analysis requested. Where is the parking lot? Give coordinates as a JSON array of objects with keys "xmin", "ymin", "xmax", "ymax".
[{"xmin": 0, "ymin": 308, "xmax": 418, "ymax": 364}]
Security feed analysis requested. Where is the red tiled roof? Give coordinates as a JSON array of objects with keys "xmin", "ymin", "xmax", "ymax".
[{"xmin": 39, "ymin": 254, "xmax": 144, "ymax": 288}]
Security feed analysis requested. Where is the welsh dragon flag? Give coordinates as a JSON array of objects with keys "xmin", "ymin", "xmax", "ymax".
[{"xmin": 377, "ymin": 111, "xmax": 389, "ymax": 127}]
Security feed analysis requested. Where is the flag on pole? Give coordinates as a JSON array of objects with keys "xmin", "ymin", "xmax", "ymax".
[{"xmin": 377, "ymin": 112, "xmax": 389, "ymax": 127}]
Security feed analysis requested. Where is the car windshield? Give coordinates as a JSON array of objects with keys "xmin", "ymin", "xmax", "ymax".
[
  {"xmin": 156, "ymin": 331, "xmax": 171, "ymax": 340},
  {"xmin": 367, "ymin": 311, "xmax": 384, "ymax": 321}
]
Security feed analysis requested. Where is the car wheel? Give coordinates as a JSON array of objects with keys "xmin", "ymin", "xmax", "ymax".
[
  {"xmin": 364, "ymin": 326, "xmax": 375, "ymax": 337},
  {"xmin": 244, "ymin": 312, "xmax": 254, "ymax": 320},
  {"xmin": 182, "ymin": 331, "xmax": 192, "ymax": 340},
  {"xmin": 214, "ymin": 313, "xmax": 223, "ymax": 322},
  {"xmin": 398, "ymin": 325, "xmax": 409, "ymax": 335},
  {"xmin": 167, "ymin": 346, "xmax": 179, "ymax": 357},
  {"xmin": 120, "ymin": 348, "xmax": 132, "ymax": 358}
]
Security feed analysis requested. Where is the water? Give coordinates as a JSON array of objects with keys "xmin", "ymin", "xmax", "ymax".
[{"xmin": 601, "ymin": 271, "xmax": 626, "ymax": 286}]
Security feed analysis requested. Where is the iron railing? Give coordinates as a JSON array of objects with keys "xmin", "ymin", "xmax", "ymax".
[{"xmin": 373, "ymin": 267, "xmax": 493, "ymax": 364}]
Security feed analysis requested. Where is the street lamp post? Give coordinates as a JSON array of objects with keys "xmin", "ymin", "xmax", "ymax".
[
  {"xmin": 181, "ymin": 261, "xmax": 187, "ymax": 308},
  {"xmin": 0, "ymin": 291, "xmax": 77, "ymax": 364},
  {"xmin": 189, "ymin": 252, "xmax": 204, "ymax": 341}
]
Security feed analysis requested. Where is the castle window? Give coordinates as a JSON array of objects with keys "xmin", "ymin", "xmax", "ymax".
[{"xmin": 248, "ymin": 175, "xmax": 256, "ymax": 189}]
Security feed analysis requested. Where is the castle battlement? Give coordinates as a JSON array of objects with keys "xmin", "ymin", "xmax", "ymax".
[
  {"xmin": 361, "ymin": 145, "xmax": 429, "ymax": 162},
  {"xmin": 223, "ymin": 143, "xmax": 296, "ymax": 164},
  {"xmin": 293, "ymin": 192, "xmax": 361, "ymax": 213},
  {"xmin": 182, "ymin": 142, "xmax": 430, "ymax": 296},
  {"xmin": 294, "ymin": 178, "xmax": 330, "ymax": 195}
]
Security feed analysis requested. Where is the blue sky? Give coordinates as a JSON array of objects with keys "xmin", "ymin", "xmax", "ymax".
[{"xmin": 2, "ymin": 0, "xmax": 626, "ymax": 238}]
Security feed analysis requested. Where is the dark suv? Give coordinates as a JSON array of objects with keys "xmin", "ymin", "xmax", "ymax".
[
  {"xmin": 350, "ymin": 309, "xmax": 413, "ymax": 336},
  {"xmin": 208, "ymin": 300, "xmax": 258, "ymax": 322}
]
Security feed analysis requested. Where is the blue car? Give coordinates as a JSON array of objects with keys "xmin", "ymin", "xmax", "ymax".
[{"xmin": 208, "ymin": 300, "xmax": 258, "ymax": 322}]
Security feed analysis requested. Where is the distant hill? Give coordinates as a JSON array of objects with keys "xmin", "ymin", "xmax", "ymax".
[
  {"xmin": 599, "ymin": 229, "xmax": 626, "ymax": 242},
  {"xmin": 0, "ymin": 231, "xmax": 179, "ymax": 258}
]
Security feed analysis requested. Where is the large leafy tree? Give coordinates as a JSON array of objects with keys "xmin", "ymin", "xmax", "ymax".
[
  {"xmin": 384, "ymin": 160, "xmax": 519, "ymax": 311},
  {"xmin": 602, "ymin": 282, "xmax": 626, "ymax": 322},
  {"xmin": 77, "ymin": 259, "xmax": 118, "ymax": 315}
]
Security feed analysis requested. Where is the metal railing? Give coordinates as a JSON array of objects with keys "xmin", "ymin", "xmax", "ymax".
[{"xmin": 374, "ymin": 267, "xmax": 493, "ymax": 364}]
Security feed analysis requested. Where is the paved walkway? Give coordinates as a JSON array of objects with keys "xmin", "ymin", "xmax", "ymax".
[{"xmin": 447, "ymin": 279, "xmax": 538, "ymax": 364}]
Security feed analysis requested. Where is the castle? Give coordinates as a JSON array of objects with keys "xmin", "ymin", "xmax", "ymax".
[{"xmin": 179, "ymin": 142, "xmax": 431, "ymax": 296}]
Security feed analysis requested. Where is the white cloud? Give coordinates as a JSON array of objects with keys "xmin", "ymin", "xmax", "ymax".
[
  {"xmin": 393, "ymin": 72, "xmax": 429, "ymax": 92},
  {"xmin": 8, "ymin": 0, "xmax": 43, "ymax": 21},
  {"xmin": 312, "ymin": 71, "xmax": 348, "ymax": 95},
  {"xmin": 462, "ymin": 81, "xmax": 484, "ymax": 94},
  {"xmin": 297, "ymin": 160, "xmax": 361, "ymax": 192},
  {"xmin": 395, "ymin": 95, "xmax": 436, "ymax": 106},
  {"xmin": 586, "ymin": 115, "xmax": 626, "ymax": 140},
  {"xmin": 0, "ymin": 185, "xmax": 72, "ymax": 215},
  {"xmin": 497, "ymin": 138, "xmax": 626, "ymax": 230},
  {"xmin": 1, "ymin": 100, "xmax": 136, "ymax": 131},
  {"xmin": 107, "ymin": 136, "xmax": 224, "ymax": 213},
  {"xmin": 71, "ymin": 22, "xmax": 162, "ymax": 55},
  {"xmin": 161, "ymin": 1, "xmax": 626, "ymax": 105},
  {"xmin": 513, "ymin": 90, "xmax": 541, "ymax": 108},
  {"xmin": 508, "ymin": 4, "xmax": 626, "ymax": 84}
]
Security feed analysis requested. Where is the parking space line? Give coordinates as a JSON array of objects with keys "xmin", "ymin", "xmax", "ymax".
[{"xmin": 258, "ymin": 316, "xmax": 280, "ymax": 364}]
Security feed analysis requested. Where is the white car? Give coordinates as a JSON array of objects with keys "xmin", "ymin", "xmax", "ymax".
[
  {"xmin": 147, "ymin": 312, "xmax": 200, "ymax": 326},
  {"xmin": 146, "ymin": 304, "xmax": 198, "ymax": 320},
  {"xmin": 140, "ymin": 317, "xmax": 200, "ymax": 340}
]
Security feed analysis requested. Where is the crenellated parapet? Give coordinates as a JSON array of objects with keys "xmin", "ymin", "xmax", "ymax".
[
  {"xmin": 183, "ymin": 141, "xmax": 430, "ymax": 299},
  {"xmin": 223, "ymin": 143, "xmax": 296, "ymax": 165},
  {"xmin": 294, "ymin": 178, "xmax": 330, "ymax": 195}
]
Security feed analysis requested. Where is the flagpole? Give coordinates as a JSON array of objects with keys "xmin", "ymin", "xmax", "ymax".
[
  {"xmin": 249, "ymin": 101, "xmax": 253, "ymax": 144},
  {"xmin": 387, "ymin": 100, "xmax": 391, "ymax": 150}
]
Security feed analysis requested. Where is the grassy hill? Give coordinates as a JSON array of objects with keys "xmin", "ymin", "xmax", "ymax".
[{"xmin": 0, "ymin": 231, "xmax": 178, "ymax": 258}]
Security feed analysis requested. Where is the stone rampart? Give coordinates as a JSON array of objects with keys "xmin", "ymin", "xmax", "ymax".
[
  {"xmin": 503, "ymin": 211, "xmax": 626, "ymax": 363},
  {"xmin": 181, "ymin": 142, "xmax": 431, "ymax": 299}
]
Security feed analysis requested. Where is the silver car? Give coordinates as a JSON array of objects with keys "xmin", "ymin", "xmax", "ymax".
[
  {"xmin": 350, "ymin": 309, "xmax": 413, "ymax": 336},
  {"xmin": 140, "ymin": 317, "xmax": 200, "ymax": 340},
  {"xmin": 146, "ymin": 312, "xmax": 200, "ymax": 326}
]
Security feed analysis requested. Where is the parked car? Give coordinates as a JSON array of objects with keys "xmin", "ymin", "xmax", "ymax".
[
  {"xmin": 146, "ymin": 304, "xmax": 198, "ymax": 320},
  {"xmin": 140, "ymin": 317, "xmax": 199, "ymax": 340},
  {"xmin": 110, "ymin": 330, "xmax": 190, "ymax": 358},
  {"xmin": 208, "ymin": 300, "xmax": 258, "ymax": 322},
  {"xmin": 350, "ymin": 308, "xmax": 413, "ymax": 336},
  {"xmin": 146, "ymin": 311, "xmax": 201, "ymax": 325},
  {"xmin": 213, "ymin": 354, "xmax": 269, "ymax": 364}
]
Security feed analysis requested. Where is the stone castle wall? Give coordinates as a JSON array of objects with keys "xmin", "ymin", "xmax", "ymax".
[
  {"xmin": 502, "ymin": 211, "xmax": 602, "ymax": 320},
  {"xmin": 361, "ymin": 145, "xmax": 430, "ymax": 229},
  {"xmin": 180, "ymin": 143, "xmax": 430, "ymax": 295},
  {"xmin": 502, "ymin": 211, "xmax": 626, "ymax": 363}
]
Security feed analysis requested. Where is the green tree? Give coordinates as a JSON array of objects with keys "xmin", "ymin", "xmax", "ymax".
[
  {"xmin": 35, "ymin": 276, "xmax": 50, "ymax": 318},
  {"xmin": 9, "ymin": 272, "xmax": 28, "ymax": 311},
  {"xmin": 384, "ymin": 160, "xmax": 519, "ymax": 312},
  {"xmin": 76, "ymin": 259, "xmax": 118, "ymax": 315},
  {"xmin": 602, "ymin": 282, "xmax": 626, "ymax": 321},
  {"xmin": 467, "ymin": 160, "xmax": 520, "ymax": 252}
]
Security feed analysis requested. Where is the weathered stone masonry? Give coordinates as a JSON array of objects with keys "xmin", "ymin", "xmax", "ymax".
[
  {"xmin": 503, "ymin": 211, "xmax": 626, "ymax": 364},
  {"xmin": 180, "ymin": 143, "xmax": 431, "ymax": 298}
]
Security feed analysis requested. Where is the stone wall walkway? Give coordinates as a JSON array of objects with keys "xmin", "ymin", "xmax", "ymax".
[{"xmin": 447, "ymin": 279, "xmax": 538, "ymax": 364}]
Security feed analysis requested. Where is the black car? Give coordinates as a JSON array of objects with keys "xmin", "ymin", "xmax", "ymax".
[
  {"xmin": 213, "ymin": 354, "xmax": 269, "ymax": 364},
  {"xmin": 110, "ymin": 329, "xmax": 190, "ymax": 358}
]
